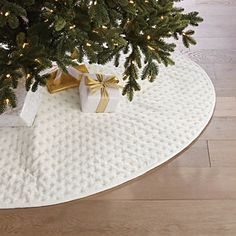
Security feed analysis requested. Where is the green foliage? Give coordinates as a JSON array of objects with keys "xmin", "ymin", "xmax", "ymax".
[{"xmin": 0, "ymin": 0, "xmax": 203, "ymax": 113}]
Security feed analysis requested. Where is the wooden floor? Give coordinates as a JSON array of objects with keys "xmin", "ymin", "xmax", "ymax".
[{"xmin": 1, "ymin": 1, "xmax": 236, "ymax": 235}]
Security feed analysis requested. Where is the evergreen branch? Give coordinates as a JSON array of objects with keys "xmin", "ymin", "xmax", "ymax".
[{"xmin": 0, "ymin": 0, "xmax": 203, "ymax": 111}]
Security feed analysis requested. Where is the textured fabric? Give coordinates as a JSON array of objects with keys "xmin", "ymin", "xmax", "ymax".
[{"xmin": 0, "ymin": 54, "xmax": 215, "ymax": 208}]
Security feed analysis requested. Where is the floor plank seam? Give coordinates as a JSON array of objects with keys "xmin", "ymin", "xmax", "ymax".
[{"xmin": 207, "ymin": 140, "xmax": 212, "ymax": 167}]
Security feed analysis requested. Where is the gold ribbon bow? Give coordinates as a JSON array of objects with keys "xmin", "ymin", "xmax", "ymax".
[{"xmin": 85, "ymin": 74, "xmax": 120, "ymax": 113}]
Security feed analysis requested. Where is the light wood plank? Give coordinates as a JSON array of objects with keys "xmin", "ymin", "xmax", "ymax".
[
  {"xmin": 91, "ymin": 167, "xmax": 236, "ymax": 200},
  {"xmin": 208, "ymin": 140, "xmax": 236, "ymax": 167},
  {"xmin": 194, "ymin": 15, "xmax": 236, "ymax": 38},
  {"xmin": 181, "ymin": 50, "xmax": 236, "ymax": 64},
  {"xmin": 215, "ymin": 88, "xmax": 236, "ymax": 97},
  {"xmin": 212, "ymin": 63, "xmax": 236, "ymax": 96},
  {"xmin": 200, "ymin": 117, "xmax": 236, "ymax": 140},
  {"xmin": 176, "ymin": 38, "xmax": 236, "ymax": 50},
  {"xmin": 183, "ymin": 5, "xmax": 236, "ymax": 16},
  {"xmin": 196, "ymin": 64, "xmax": 236, "ymax": 96},
  {"xmin": 0, "ymin": 200, "xmax": 236, "ymax": 236},
  {"xmin": 214, "ymin": 64, "xmax": 236, "ymax": 85},
  {"xmin": 177, "ymin": 0, "xmax": 196, "ymax": 7},
  {"xmin": 195, "ymin": 28, "xmax": 236, "ymax": 39},
  {"xmin": 193, "ymin": 38, "xmax": 236, "ymax": 50},
  {"xmin": 214, "ymin": 97, "xmax": 236, "ymax": 117},
  {"xmin": 168, "ymin": 140, "xmax": 210, "ymax": 167},
  {"xmin": 197, "ymin": 0, "xmax": 236, "ymax": 7},
  {"xmin": 197, "ymin": 63, "xmax": 215, "ymax": 79}
]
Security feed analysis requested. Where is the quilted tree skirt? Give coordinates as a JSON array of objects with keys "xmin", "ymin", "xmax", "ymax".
[{"xmin": 0, "ymin": 54, "xmax": 215, "ymax": 209}]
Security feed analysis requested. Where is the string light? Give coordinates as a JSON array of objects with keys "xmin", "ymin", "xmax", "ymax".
[
  {"xmin": 34, "ymin": 59, "xmax": 41, "ymax": 63},
  {"xmin": 69, "ymin": 25, "xmax": 76, "ymax": 30},
  {"xmin": 102, "ymin": 25, "xmax": 107, "ymax": 29},
  {"xmin": 26, "ymin": 73, "xmax": 31, "ymax": 79},
  {"xmin": 86, "ymin": 42, "xmax": 92, "ymax": 47},
  {"xmin": 147, "ymin": 35, "xmax": 151, "ymax": 40},
  {"xmin": 22, "ymin": 43, "xmax": 29, "ymax": 48},
  {"xmin": 5, "ymin": 12, "xmax": 10, "ymax": 17},
  {"xmin": 160, "ymin": 16, "xmax": 164, "ymax": 20},
  {"xmin": 148, "ymin": 45, "xmax": 155, "ymax": 51},
  {"xmin": 5, "ymin": 99, "xmax": 9, "ymax": 105},
  {"xmin": 6, "ymin": 74, "xmax": 11, "ymax": 78}
]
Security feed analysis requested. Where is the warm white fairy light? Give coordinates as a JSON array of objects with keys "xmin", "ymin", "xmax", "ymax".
[
  {"xmin": 69, "ymin": 25, "xmax": 76, "ymax": 30},
  {"xmin": 22, "ymin": 43, "xmax": 29, "ymax": 48},
  {"xmin": 86, "ymin": 42, "xmax": 92, "ymax": 47},
  {"xmin": 5, "ymin": 99, "xmax": 9, "ymax": 105},
  {"xmin": 148, "ymin": 45, "xmax": 155, "ymax": 51},
  {"xmin": 5, "ymin": 12, "xmax": 10, "ymax": 16},
  {"xmin": 34, "ymin": 59, "xmax": 41, "ymax": 63}
]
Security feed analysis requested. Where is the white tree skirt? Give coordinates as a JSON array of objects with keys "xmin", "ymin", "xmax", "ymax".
[{"xmin": 0, "ymin": 54, "xmax": 215, "ymax": 208}]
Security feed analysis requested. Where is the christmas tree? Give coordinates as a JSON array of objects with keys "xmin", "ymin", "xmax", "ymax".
[{"xmin": 0, "ymin": 0, "xmax": 203, "ymax": 113}]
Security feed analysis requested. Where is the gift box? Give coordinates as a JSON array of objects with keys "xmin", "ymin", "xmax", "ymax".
[
  {"xmin": 0, "ymin": 79, "xmax": 42, "ymax": 127},
  {"xmin": 47, "ymin": 65, "xmax": 89, "ymax": 94},
  {"xmin": 79, "ymin": 74, "xmax": 121, "ymax": 113},
  {"xmin": 0, "ymin": 61, "xmax": 89, "ymax": 126}
]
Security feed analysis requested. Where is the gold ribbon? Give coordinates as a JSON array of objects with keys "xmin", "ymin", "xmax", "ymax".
[{"xmin": 85, "ymin": 74, "xmax": 120, "ymax": 113}]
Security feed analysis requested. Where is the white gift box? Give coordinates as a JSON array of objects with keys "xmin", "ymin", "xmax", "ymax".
[
  {"xmin": 79, "ymin": 74, "xmax": 121, "ymax": 113},
  {"xmin": 0, "ymin": 63, "xmax": 86, "ymax": 127},
  {"xmin": 0, "ymin": 80, "xmax": 42, "ymax": 127},
  {"xmin": 0, "ymin": 43, "xmax": 42, "ymax": 127}
]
